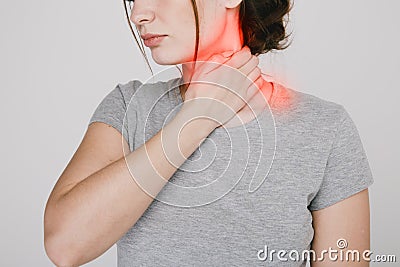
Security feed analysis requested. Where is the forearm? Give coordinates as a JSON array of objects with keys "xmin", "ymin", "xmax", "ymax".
[{"xmin": 45, "ymin": 104, "xmax": 215, "ymax": 266}]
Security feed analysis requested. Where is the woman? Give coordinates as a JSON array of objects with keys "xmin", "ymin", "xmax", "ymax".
[{"xmin": 44, "ymin": 0, "xmax": 374, "ymax": 266}]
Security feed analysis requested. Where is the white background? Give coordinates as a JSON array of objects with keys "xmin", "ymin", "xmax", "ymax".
[{"xmin": 1, "ymin": 0, "xmax": 398, "ymax": 266}]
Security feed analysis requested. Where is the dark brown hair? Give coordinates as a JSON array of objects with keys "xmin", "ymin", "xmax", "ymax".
[{"xmin": 122, "ymin": 0, "xmax": 292, "ymax": 80}]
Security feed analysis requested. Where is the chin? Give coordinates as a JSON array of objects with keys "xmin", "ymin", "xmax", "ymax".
[
  {"xmin": 150, "ymin": 50, "xmax": 182, "ymax": 66},
  {"xmin": 151, "ymin": 48, "xmax": 199, "ymax": 66}
]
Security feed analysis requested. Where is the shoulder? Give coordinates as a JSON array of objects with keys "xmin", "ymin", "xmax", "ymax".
[
  {"xmin": 265, "ymin": 78, "xmax": 347, "ymax": 130},
  {"xmin": 116, "ymin": 77, "xmax": 180, "ymax": 106},
  {"xmin": 261, "ymin": 76, "xmax": 354, "ymax": 143}
]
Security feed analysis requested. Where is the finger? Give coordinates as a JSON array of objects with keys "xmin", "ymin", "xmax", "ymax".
[
  {"xmin": 195, "ymin": 46, "xmax": 249, "ymax": 70},
  {"xmin": 238, "ymin": 55, "xmax": 259, "ymax": 77},
  {"xmin": 246, "ymin": 75, "xmax": 264, "ymax": 100},
  {"xmin": 222, "ymin": 46, "xmax": 253, "ymax": 69},
  {"xmin": 194, "ymin": 53, "xmax": 232, "ymax": 77},
  {"xmin": 201, "ymin": 51, "xmax": 255, "ymax": 84},
  {"xmin": 197, "ymin": 46, "xmax": 250, "ymax": 75},
  {"xmin": 202, "ymin": 55, "xmax": 231, "ymax": 75},
  {"xmin": 241, "ymin": 66, "xmax": 261, "ymax": 89},
  {"xmin": 246, "ymin": 66, "xmax": 262, "ymax": 84}
]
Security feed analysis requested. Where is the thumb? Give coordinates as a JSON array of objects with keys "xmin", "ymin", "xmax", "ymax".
[{"xmin": 199, "ymin": 52, "xmax": 233, "ymax": 75}]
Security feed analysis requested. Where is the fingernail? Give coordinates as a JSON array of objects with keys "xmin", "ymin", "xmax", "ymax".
[{"xmin": 222, "ymin": 51, "xmax": 234, "ymax": 58}]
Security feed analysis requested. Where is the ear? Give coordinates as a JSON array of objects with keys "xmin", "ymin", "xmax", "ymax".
[{"xmin": 224, "ymin": 0, "xmax": 243, "ymax": 9}]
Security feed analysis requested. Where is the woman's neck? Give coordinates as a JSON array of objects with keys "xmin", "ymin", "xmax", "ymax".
[{"xmin": 179, "ymin": 10, "xmax": 244, "ymax": 101}]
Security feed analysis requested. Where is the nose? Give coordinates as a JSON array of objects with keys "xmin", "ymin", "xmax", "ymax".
[{"xmin": 129, "ymin": 1, "xmax": 155, "ymax": 26}]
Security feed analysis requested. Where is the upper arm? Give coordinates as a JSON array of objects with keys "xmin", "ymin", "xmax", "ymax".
[
  {"xmin": 47, "ymin": 82, "xmax": 137, "ymax": 202},
  {"xmin": 308, "ymin": 106, "xmax": 374, "ymax": 265},
  {"xmin": 310, "ymin": 188, "xmax": 371, "ymax": 266},
  {"xmin": 47, "ymin": 122, "xmax": 130, "ymax": 203}
]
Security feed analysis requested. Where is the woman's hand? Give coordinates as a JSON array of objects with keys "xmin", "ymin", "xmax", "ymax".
[{"xmin": 182, "ymin": 46, "xmax": 264, "ymax": 130}]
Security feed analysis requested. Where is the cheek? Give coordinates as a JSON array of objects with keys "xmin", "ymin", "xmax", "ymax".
[
  {"xmin": 150, "ymin": 1, "xmax": 225, "ymax": 64},
  {"xmin": 198, "ymin": 2, "xmax": 225, "ymax": 43},
  {"xmin": 197, "ymin": 17, "xmax": 225, "ymax": 52},
  {"xmin": 162, "ymin": 15, "xmax": 200, "ymax": 60},
  {"xmin": 150, "ymin": 35, "xmax": 196, "ymax": 65}
]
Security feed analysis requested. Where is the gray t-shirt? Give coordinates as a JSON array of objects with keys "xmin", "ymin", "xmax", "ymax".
[{"xmin": 88, "ymin": 76, "xmax": 374, "ymax": 266}]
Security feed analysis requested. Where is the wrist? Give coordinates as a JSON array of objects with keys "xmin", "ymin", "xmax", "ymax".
[{"xmin": 178, "ymin": 103, "xmax": 218, "ymax": 138}]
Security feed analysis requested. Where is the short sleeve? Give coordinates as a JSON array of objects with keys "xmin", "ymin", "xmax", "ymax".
[
  {"xmin": 88, "ymin": 84, "xmax": 130, "ymax": 146},
  {"xmin": 308, "ymin": 106, "xmax": 374, "ymax": 211}
]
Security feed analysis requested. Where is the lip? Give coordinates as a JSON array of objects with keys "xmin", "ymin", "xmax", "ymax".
[
  {"xmin": 141, "ymin": 33, "xmax": 167, "ymax": 40},
  {"xmin": 142, "ymin": 34, "xmax": 168, "ymax": 47}
]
